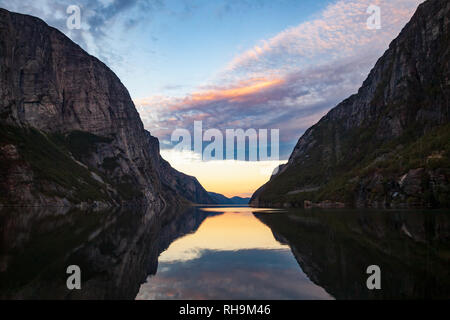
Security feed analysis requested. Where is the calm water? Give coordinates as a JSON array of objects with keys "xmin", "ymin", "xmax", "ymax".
[
  {"xmin": 0, "ymin": 205, "xmax": 449, "ymax": 299},
  {"xmin": 136, "ymin": 207, "xmax": 332, "ymax": 300}
]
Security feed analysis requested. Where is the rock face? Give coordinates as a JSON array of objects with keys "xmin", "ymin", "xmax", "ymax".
[
  {"xmin": 0, "ymin": 8, "xmax": 215, "ymax": 207},
  {"xmin": 251, "ymin": 0, "xmax": 450, "ymax": 209},
  {"xmin": 147, "ymin": 136, "xmax": 216, "ymax": 205}
]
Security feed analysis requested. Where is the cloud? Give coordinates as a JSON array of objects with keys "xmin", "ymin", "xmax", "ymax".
[
  {"xmin": 0, "ymin": 0, "xmax": 164, "ymax": 67},
  {"xmin": 2, "ymin": 0, "xmax": 423, "ymax": 161},
  {"xmin": 135, "ymin": 0, "xmax": 422, "ymax": 159},
  {"xmin": 188, "ymin": 78, "xmax": 285, "ymax": 104},
  {"xmin": 135, "ymin": 50, "xmax": 387, "ymax": 157},
  {"xmin": 223, "ymin": 0, "xmax": 422, "ymax": 76}
]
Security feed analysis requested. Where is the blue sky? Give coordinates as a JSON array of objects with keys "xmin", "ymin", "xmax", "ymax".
[
  {"xmin": 125, "ymin": 0, "xmax": 334, "ymax": 98},
  {"xmin": 0, "ymin": 0, "xmax": 423, "ymax": 196},
  {"xmin": 0, "ymin": 0, "xmax": 332, "ymax": 98}
]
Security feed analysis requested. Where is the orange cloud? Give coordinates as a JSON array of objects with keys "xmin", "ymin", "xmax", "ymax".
[
  {"xmin": 187, "ymin": 77, "xmax": 284, "ymax": 104},
  {"xmin": 134, "ymin": 77, "xmax": 285, "ymax": 114}
]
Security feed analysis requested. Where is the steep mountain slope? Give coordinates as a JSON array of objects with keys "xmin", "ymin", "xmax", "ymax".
[
  {"xmin": 208, "ymin": 192, "xmax": 250, "ymax": 205},
  {"xmin": 148, "ymin": 136, "xmax": 216, "ymax": 204},
  {"xmin": 208, "ymin": 192, "xmax": 232, "ymax": 204},
  {"xmin": 0, "ymin": 8, "xmax": 215, "ymax": 207},
  {"xmin": 251, "ymin": 0, "xmax": 450, "ymax": 209},
  {"xmin": 229, "ymin": 196, "xmax": 250, "ymax": 205}
]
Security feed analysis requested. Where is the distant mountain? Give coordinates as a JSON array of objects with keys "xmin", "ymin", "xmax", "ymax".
[
  {"xmin": 208, "ymin": 192, "xmax": 250, "ymax": 205},
  {"xmin": 208, "ymin": 192, "xmax": 231, "ymax": 204},
  {"xmin": 230, "ymin": 196, "xmax": 251, "ymax": 205},
  {"xmin": 0, "ymin": 8, "xmax": 215, "ymax": 207},
  {"xmin": 251, "ymin": 0, "xmax": 450, "ymax": 209}
]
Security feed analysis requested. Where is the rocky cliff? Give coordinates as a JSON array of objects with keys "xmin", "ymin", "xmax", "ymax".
[
  {"xmin": 147, "ymin": 136, "xmax": 216, "ymax": 205},
  {"xmin": 251, "ymin": 0, "xmax": 450, "ymax": 209},
  {"xmin": 0, "ymin": 8, "xmax": 215, "ymax": 207}
]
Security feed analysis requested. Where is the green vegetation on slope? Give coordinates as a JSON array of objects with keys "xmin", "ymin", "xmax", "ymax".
[
  {"xmin": 259, "ymin": 123, "xmax": 450, "ymax": 207},
  {"xmin": 1, "ymin": 124, "xmax": 146, "ymax": 205},
  {"xmin": 51, "ymin": 130, "xmax": 113, "ymax": 161}
]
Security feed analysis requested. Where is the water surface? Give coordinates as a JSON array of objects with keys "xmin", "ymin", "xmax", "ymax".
[
  {"xmin": 1, "ymin": 205, "xmax": 449, "ymax": 299},
  {"xmin": 136, "ymin": 207, "xmax": 332, "ymax": 299}
]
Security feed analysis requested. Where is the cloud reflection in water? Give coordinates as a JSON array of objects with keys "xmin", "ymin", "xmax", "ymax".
[{"xmin": 136, "ymin": 208, "xmax": 332, "ymax": 300}]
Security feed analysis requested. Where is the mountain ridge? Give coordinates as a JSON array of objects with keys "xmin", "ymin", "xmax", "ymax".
[
  {"xmin": 208, "ymin": 192, "xmax": 250, "ymax": 205},
  {"xmin": 0, "ymin": 8, "xmax": 215, "ymax": 208},
  {"xmin": 251, "ymin": 0, "xmax": 450, "ymax": 209}
]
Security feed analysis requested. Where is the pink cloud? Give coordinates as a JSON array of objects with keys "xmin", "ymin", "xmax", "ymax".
[
  {"xmin": 134, "ymin": 0, "xmax": 423, "ymax": 158},
  {"xmin": 223, "ymin": 0, "xmax": 422, "ymax": 76}
]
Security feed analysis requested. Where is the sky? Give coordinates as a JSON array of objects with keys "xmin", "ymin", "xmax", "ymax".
[{"xmin": 1, "ymin": 0, "xmax": 423, "ymax": 197}]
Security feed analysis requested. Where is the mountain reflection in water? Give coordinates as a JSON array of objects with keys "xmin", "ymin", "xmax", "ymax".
[
  {"xmin": 254, "ymin": 209, "xmax": 450, "ymax": 299},
  {"xmin": 0, "ymin": 205, "xmax": 449, "ymax": 299},
  {"xmin": 137, "ymin": 207, "xmax": 331, "ymax": 300}
]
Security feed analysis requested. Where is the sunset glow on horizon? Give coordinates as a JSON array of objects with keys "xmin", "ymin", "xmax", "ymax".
[{"xmin": 161, "ymin": 149, "xmax": 286, "ymax": 198}]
